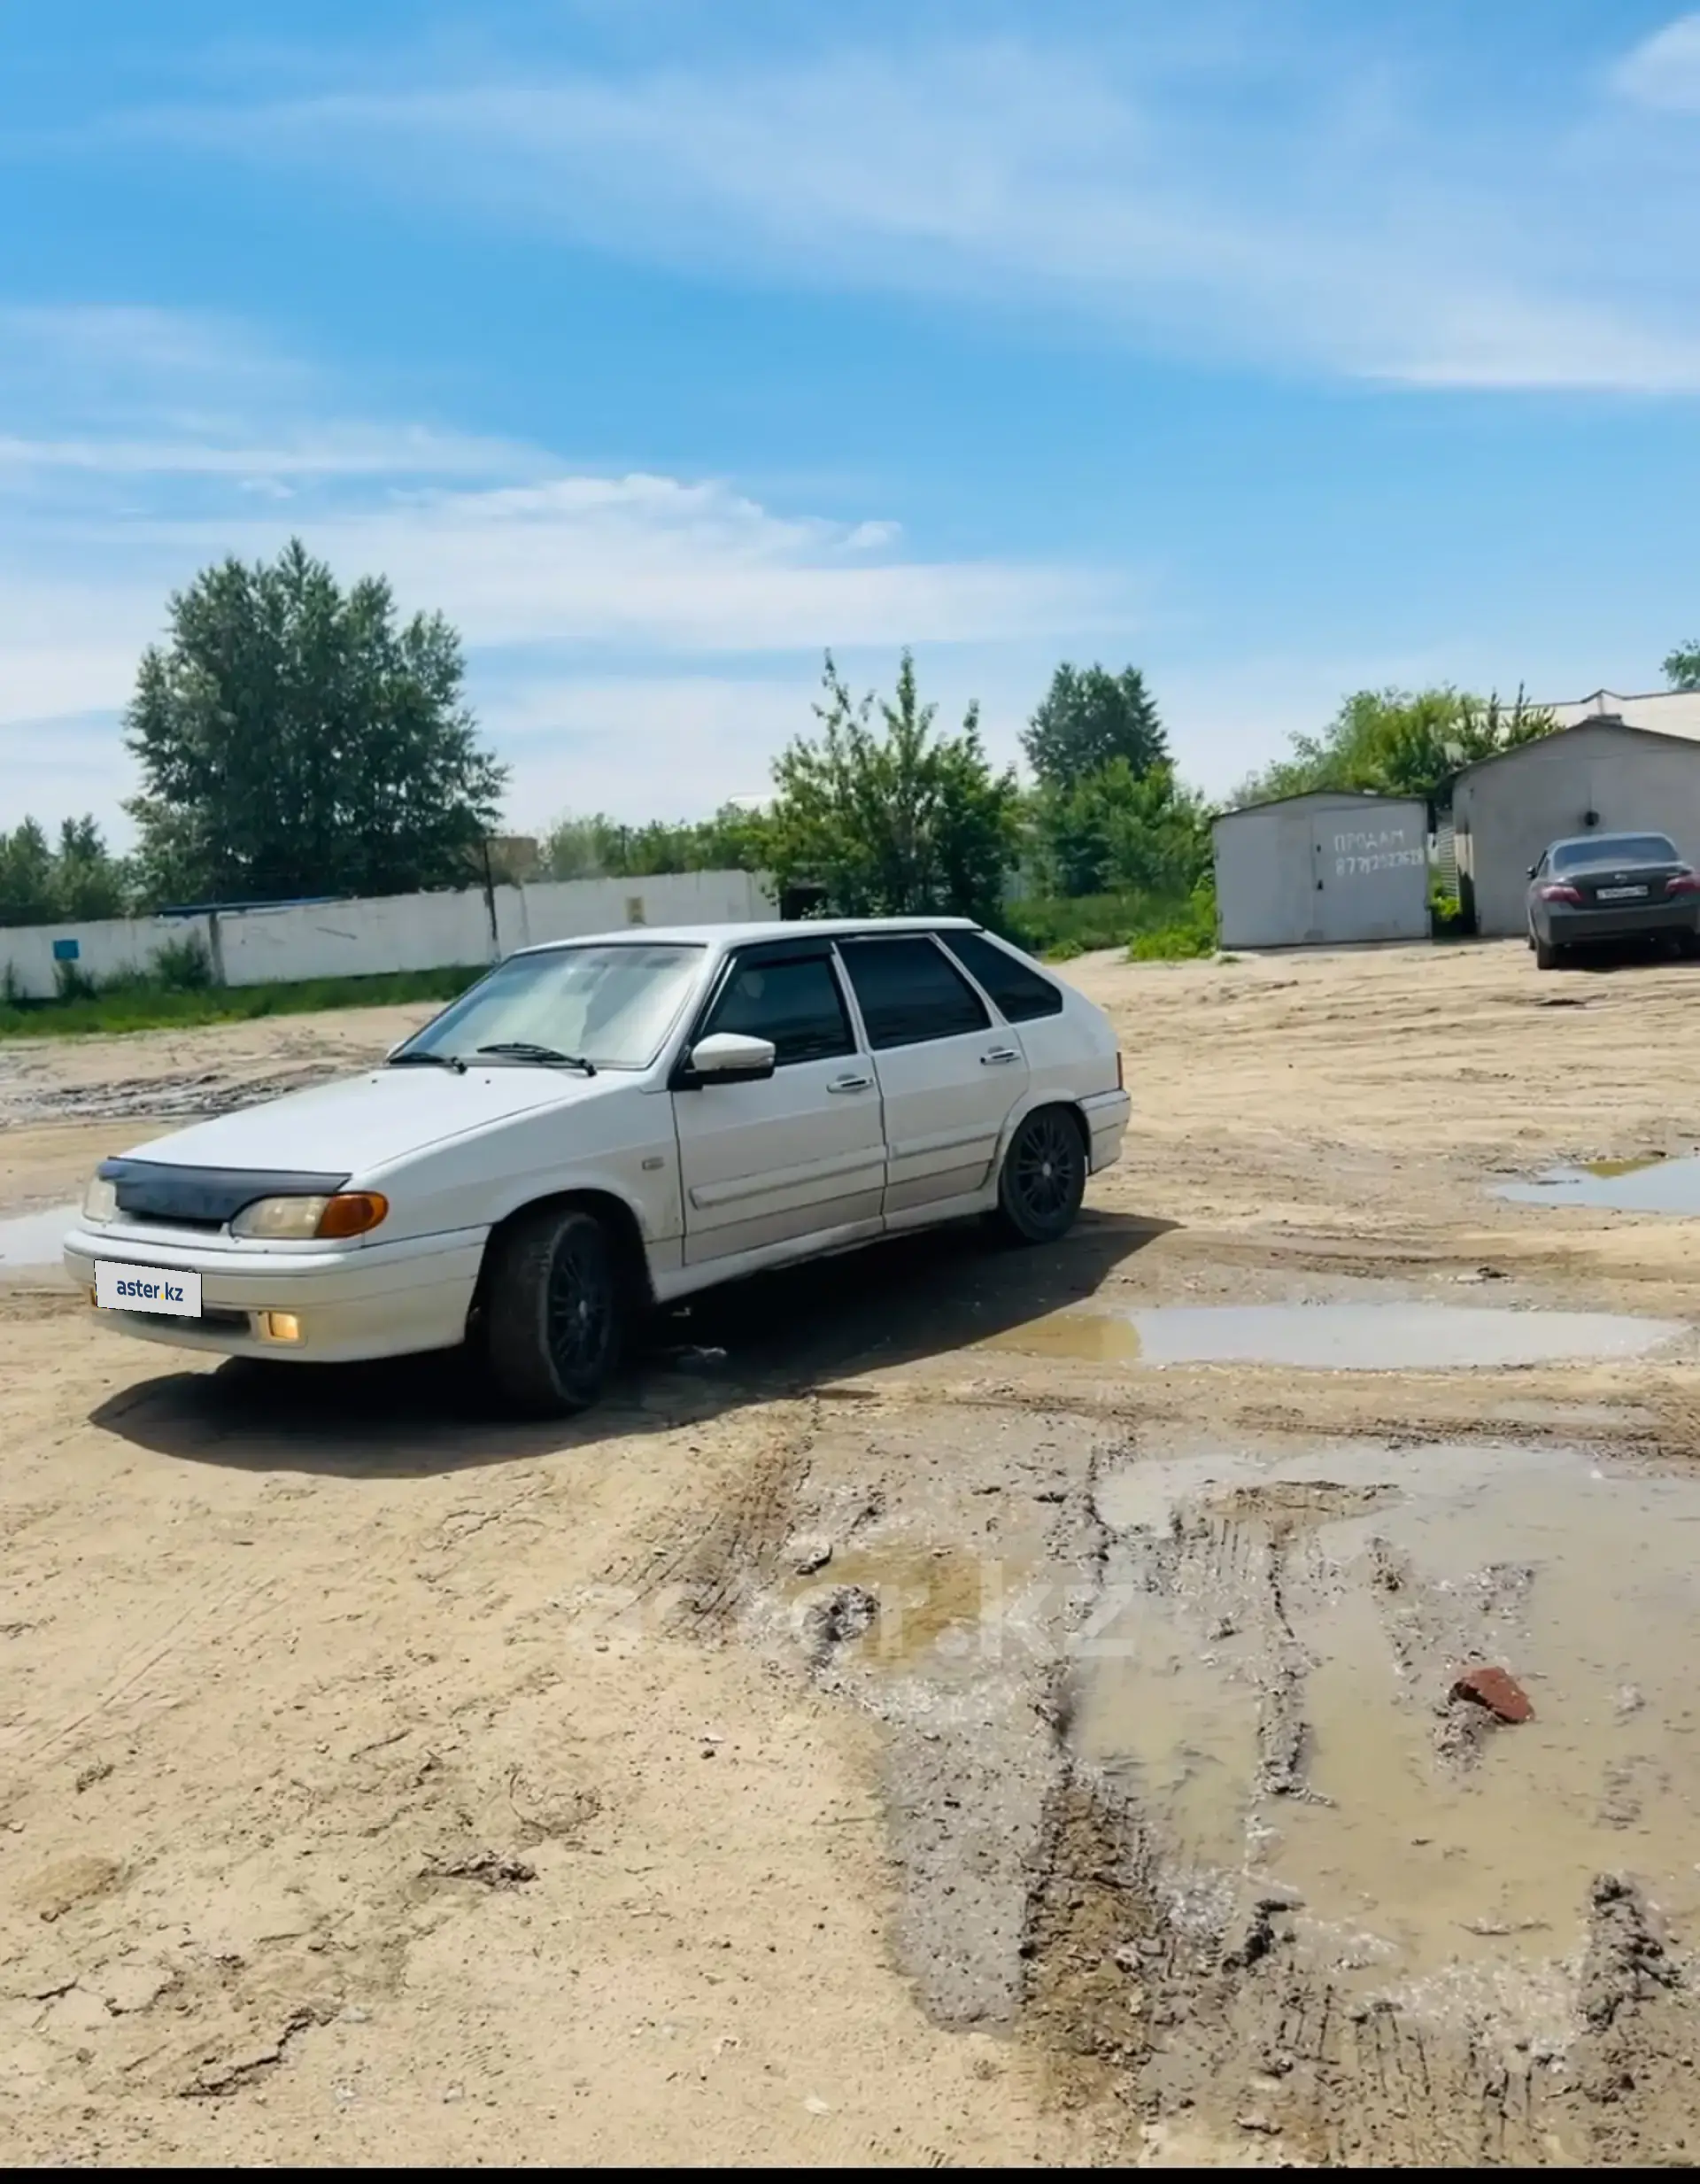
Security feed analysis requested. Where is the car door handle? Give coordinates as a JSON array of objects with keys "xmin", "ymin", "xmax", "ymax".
[
  {"xmin": 980, "ymin": 1047, "xmax": 1021, "ymax": 1065},
  {"xmin": 829, "ymin": 1073, "xmax": 873, "ymax": 1093}
]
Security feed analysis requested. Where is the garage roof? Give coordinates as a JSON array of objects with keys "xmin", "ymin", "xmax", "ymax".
[{"xmin": 1213, "ymin": 788, "xmax": 1423, "ymax": 822}]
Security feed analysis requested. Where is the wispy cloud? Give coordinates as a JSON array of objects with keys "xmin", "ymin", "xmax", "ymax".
[
  {"xmin": 0, "ymin": 305, "xmax": 537, "ymax": 492},
  {"xmin": 0, "ymin": 305, "xmax": 1132, "ymax": 836},
  {"xmin": 132, "ymin": 23, "xmax": 1700, "ymax": 391},
  {"xmin": 1613, "ymin": 12, "xmax": 1700, "ymax": 112}
]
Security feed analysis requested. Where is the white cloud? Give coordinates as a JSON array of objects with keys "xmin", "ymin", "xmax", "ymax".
[
  {"xmin": 0, "ymin": 306, "xmax": 1134, "ymax": 839},
  {"xmin": 1612, "ymin": 13, "xmax": 1700, "ymax": 112},
  {"xmin": 118, "ymin": 473, "xmax": 1131, "ymax": 654},
  {"xmin": 136, "ymin": 32, "xmax": 1700, "ymax": 391}
]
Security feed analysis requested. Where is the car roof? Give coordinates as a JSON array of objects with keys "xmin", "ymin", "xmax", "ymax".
[
  {"xmin": 1547, "ymin": 831, "xmax": 1677, "ymax": 854},
  {"xmin": 510, "ymin": 914, "xmax": 981, "ymax": 958}
]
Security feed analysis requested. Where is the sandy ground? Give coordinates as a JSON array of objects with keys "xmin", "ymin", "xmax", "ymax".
[{"xmin": 5, "ymin": 939, "xmax": 1700, "ymax": 2165}]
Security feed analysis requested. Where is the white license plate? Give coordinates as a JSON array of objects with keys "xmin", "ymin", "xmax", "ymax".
[
  {"xmin": 95, "ymin": 1261, "xmax": 201, "ymax": 1318},
  {"xmin": 1597, "ymin": 885, "xmax": 1649, "ymax": 900}
]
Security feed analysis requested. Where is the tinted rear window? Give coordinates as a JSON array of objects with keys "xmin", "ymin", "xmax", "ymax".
[
  {"xmin": 839, "ymin": 937, "xmax": 991, "ymax": 1049},
  {"xmin": 1553, "ymin": 834, "xmax": 1679, "ymax": 869},
  {"xmin": 940, "ymin": 931, "xmax": 1063, "ymax": 1021}
]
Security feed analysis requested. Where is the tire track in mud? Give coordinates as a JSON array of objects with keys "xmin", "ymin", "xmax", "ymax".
[
  {"xmin": 1012, "ymin": 1463, "xmax": 1700, "ymax": 2165},
  {"xmin": 597, "ymin": 1403, "xmax": 820, "ymax": 1637}
]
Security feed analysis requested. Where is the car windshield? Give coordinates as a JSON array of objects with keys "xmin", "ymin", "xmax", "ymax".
[
  {"xmin": 1552, "ymin": 834, "xmax": 1679, "ymax": 869},
  {"xmin": 397, "ymin": 943, "xmax": 705, "ymax": 1070}
]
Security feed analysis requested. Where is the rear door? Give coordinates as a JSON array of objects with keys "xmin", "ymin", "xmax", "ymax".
[
  {"xmin": 672, "ymin": 941, "xmax": 885, "ymax": 1267},
  {"xmin": 837, "ymin": 934, "xmax": 1030, "ymax": 1217}
]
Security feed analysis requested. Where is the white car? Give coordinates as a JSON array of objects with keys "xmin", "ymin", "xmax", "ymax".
[{"xmin": 63, "ymin": 918, "xmax": 1130, "ymax": 1413}]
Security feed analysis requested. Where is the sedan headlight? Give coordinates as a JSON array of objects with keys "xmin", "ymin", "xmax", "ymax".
[
  {"xmin": 81, "ymin": 1174, "xmax": 118, "ymax": 1225},
  {"xmin": 230, "ymin": 1192, "xmax": 389, "ymax": 1241}
]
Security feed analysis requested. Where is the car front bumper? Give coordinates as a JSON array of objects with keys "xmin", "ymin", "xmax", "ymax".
[{"xmin": 62, "ymin": 1221, "xmax": 487, "ymax": 1363}]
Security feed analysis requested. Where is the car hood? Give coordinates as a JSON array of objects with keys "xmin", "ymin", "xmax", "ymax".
[{"xmin": 119, "ymin": 1064, "xmax": 620, "ymax": 1179}]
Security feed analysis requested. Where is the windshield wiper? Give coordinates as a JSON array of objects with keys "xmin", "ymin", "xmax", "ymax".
[
  {"xmin": 386, "ymin": 1049, "xmax": 467, "ymax": 1074},
  {"xmin": 475, "ymin": 1042, "xmax": 598, "ymax": 1075}
]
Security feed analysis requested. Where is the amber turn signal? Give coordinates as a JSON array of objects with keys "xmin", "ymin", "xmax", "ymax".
[{"xmin": 313, "ymin": 1192, "xmax": 390, "ymax": 1239}]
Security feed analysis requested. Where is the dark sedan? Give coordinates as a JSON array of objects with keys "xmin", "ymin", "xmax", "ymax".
[{"xmin": 1526, "ymin": 832, "xmax": 1700, "ymax": 968}]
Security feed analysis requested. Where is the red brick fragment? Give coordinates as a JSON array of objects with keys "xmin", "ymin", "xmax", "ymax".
[{"xmin": 1450, "ymin": 1665, "xmax": 1534, "ymax": 1723}]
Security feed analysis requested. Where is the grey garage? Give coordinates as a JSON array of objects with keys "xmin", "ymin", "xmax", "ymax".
[
  {"xmin": 1451, "ymin": 714, "xmax": 1700, "ymax": 938},
  {"xmin": 1211, "ymin": 790, "xmax": 1430, "ymax": 949}
]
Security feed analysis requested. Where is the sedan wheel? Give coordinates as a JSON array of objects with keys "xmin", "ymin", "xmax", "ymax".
[
  {"xmin": 1534, "ymin": 933, "xmax": 1562, "ymax": 971},
  {"xmin": 992, "ymin": 1105, "xmax": 1087, "ymax": 1246},
  {"xmin": 483, "ymin": 1204, "xmax": 622, "ymax": 1414}
]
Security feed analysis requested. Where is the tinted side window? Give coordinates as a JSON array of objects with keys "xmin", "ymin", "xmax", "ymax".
[
  {"xmin": 839, "ymin": 937, "xmax": 990, "ymax": 1049},
  {"xmin": 702, "ymin": 954, "xmax": 853, "ymax": 1065},
  {"xmin": 940, "ymin": 931, "xmax": 1063, "ymax": 1021}
]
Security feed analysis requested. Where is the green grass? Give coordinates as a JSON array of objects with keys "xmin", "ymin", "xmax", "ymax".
[
  {"xmin": 0, "ymin": 964, "xmax": 484, "ymax": 1041},
  {"xmin": 1003, "ymin": 885, "xmax": 1219, "ymax": 964}
]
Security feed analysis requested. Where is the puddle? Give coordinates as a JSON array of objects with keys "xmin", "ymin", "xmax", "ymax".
[
  {"xmin": 1497, "ymin": 1155, "xmax": 1700, "ymax": 1215},
  {"xmin": 0, "ymin": 1204, "xmax": 75, "ymax": 1270},
  {"xmin": 1076, "ymin": 1441, "xmax": 1700, "ymax": 1991},
  {"xmin": 985, "ymin": 1302, "xmax": 1685, "ymax": 1371},
  {"xmin": 784, "ymin": 1544, "xmax": 1037, "ymax": 1672}
]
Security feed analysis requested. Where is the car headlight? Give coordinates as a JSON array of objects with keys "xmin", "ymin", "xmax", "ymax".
[
  {"xmin": 230, "ymin": 1192, "xmax": 389, "ymax": 1240},
  {"xmin": 81, "ymin": 1174, "xmax": 118, "ymax": 1225}
]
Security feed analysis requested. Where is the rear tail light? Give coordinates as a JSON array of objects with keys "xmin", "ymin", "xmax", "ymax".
[
  {"xmin": 1538, "ymin": 882, "xmax": 1583, "ymax": 904},
  {"xmin": 1667, "ymin": 872, "xmax": 1700, "ymax": 895}
]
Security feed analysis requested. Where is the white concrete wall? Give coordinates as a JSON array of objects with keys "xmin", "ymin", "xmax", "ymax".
[
  {"xmin": 0, "ymin": 870, "xmax": 775, "ymax": 1001},
  {"xmin": 1454, "ymin": 724, "xmax": 1700, "ymax": 936},
  {"xmin": 1213, "ymin": 794, "xmax": 1430, "ymax": 949}
]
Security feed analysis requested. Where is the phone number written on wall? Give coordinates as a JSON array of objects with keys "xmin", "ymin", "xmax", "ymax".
[{"xmin": 1330, "ymin": 829, "xmax": 1426, "ymax": 879}]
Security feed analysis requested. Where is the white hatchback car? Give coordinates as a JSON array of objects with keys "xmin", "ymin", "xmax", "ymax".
[{"xmin": 64, "ymin": 918, "xmax": 1130, "ymax": 1413}]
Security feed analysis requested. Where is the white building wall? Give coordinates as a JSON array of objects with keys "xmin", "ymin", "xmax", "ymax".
[
  {"xmin": 0, "ymin": 870, "xmax": 775, "ymax": 1001},
  {"xmin": 1212, "ymin": 793, "xmax": 1429, "ymax": 949},
  {"xmin": 1454, "ymin": 723, "xmax": 1700, "ymax": 937}
]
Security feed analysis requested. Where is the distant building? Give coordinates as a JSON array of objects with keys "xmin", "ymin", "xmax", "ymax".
[
  {"xmin": 488, "ymin": 834, "xmax": 542, "ymax": 883},
  {"xmin": 1452, "ymin": 708, "xmax": 1700, "ymax": 937},
  {"xmin": 1544, "ymin": 689, "xmax": 1700, "ymax": 739}
]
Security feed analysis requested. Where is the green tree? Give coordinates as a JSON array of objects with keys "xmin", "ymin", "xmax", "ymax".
[
  {"xmin": 765, "ymin": 652, "xmax": 1019, "ymax": 922},
  {"xmin": 1022, "ymin": 662, "xmax": 1169, "ymax": 794},
  {"xmin": 52, "ymin": 817, "xmax": 129, "ymax": 919},
  {"xmin": 540, "ymin": 803, "xmax": 771, "ymax": 881},
  {"xmin": 1234, "ymin": 686, "xmax": 1556, "ymax": 807},
  {"xmin": 1665, "ymin": 640, "xmax": 1700, "ymax": 693},
  {"xmin": 1036, "ymin": 760, "xmax": 1213, "ymax": 899},
  {"xmin": 124, "ymin": 538, "xmax": 507, "ymax": 905},
  {"xmin": 0, "ymin": 816, "xmax": 129, "ymax": 926}
]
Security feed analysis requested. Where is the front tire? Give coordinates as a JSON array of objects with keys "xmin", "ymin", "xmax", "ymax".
[
  {"xmin": 991, "ymin": 1105, "xmax": 1088, "ymax": 1246},
  {"xmin": 483, "ymin": 1204, "xmax": 622, "ymax": 1415}
]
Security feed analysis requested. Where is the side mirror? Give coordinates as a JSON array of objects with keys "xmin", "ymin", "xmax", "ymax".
[
  {"xmin": 1526, "ymin": 864, "xmax": 1538, "ymax": 879},
  {"xmin": 687, "ymin": 1032, "xmax": 777, "ymax": 1085}
]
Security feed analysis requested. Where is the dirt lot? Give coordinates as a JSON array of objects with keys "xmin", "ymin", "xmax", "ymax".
[{"xmin": 5, "ymin": 939, "xmax": 1700, "ymax": 2165}]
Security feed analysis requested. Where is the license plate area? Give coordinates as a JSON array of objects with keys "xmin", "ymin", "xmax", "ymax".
[
  {"xmin": 94, "ymin": 1261, "xmax": 202, "ymax": 1317},
  {"xmin": 1596, "ymin": 885, "xmax": 1650, "ymax": 901}
]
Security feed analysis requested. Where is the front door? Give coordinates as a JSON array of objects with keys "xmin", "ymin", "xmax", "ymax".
[
  {"xmin": 672, "ymin": 941, "xmax": 885, "ymax": 1266},
  {"xmin": 837, "ymin": 934, "xmax": 1031, "ymax": 1216}
]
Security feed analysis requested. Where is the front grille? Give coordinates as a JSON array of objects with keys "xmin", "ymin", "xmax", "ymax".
[{"xmin": 120, "ymin": 1305, "xmax": 251, "ymax": 1333}]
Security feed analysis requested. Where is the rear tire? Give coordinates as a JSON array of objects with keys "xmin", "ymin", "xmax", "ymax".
[
  {"xmin": 1534, "ymin": 934, "xmax": 1563, "ymax": 971},
  {"xmin": 482, "ymin": 1204, "xmax": 622, "ymax": 1415},
  {"xmin": 991, "ymin": 1105, "xmax": 1088, "ymax": 1246}
]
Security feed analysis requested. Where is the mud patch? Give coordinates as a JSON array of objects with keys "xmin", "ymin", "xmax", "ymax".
[
  {"xmin": 985, "ymin": 1302, "xmax": 1687, "ymax": 1371},
  {"xmin": 1076, "ymin": 1440, "xmax": 1700, "ymax": 1999}
]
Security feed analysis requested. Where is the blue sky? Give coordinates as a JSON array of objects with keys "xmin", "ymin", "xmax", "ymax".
[{"xmin": 4, "ymin": 0, "xmax": 1700, "ymax": 843}]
